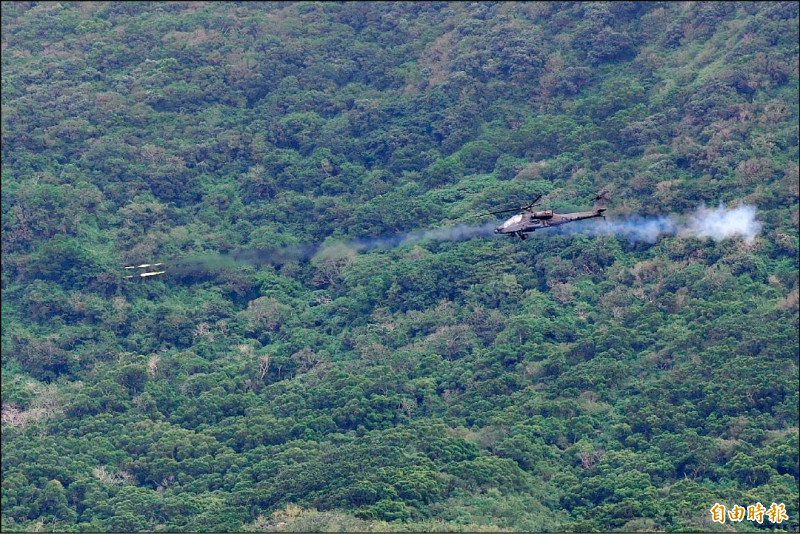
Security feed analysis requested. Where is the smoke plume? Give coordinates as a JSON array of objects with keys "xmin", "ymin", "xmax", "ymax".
[
  {"xmin": 342, "ymin": 221, "xmax": 498, "ymax": 253},
  {"xmin": 557, "ymin": 204, "xmax": 762, "ymax": 243},
  {"xmin": 681, "ymin": 204, "xmax": 762, "ymax": 242},
  {"xmin": 170, "ymin": 205, "xmax": 760, "ymax": 276},
  {"xmin": 171, "ymin": 221, "xmax": 497, "ymax": 274}
]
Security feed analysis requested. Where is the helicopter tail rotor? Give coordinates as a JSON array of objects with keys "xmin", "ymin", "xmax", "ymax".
[{"xmin": 593, "ymin": 188, "xmax": 610, "ymax": 211}]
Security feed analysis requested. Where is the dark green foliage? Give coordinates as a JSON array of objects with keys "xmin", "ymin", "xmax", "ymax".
[{"xmin": 2, "ymin": 1, "xmax": 798, "ymax": 532}]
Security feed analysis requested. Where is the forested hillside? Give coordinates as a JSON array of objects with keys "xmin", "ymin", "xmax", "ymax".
[{"xmin": 2, "ymin": 2, "xmax": 798, "ymax": 532}]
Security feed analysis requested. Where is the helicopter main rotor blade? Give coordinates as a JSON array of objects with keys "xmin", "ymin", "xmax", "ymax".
[
  {"xmin": 472, "ymin": 194, "xmax": 543, "ymax": 218},
  {"xmin": 471, "ymin": 206, "xmax": 528, "ymax": 218},
  {"xmin": 491, "ymin": 194, "xmax": 543, "ymax": 215},
  {"xmin": 488, "ymin": 206, "xmax": 528, "ymax": 215}
]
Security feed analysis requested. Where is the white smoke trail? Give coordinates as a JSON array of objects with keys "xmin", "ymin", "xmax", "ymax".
[
  {"xmin": 681, "ymin": 204, "xmax": 762, "ymax": 243},
  {"xmin": 170, "ymin": 221, "xmax": 499, "ymax": 272},
  {"xmin": 559, "ymin": 204, "xmax": 762, "ymax": 243},
  {"xmin": 345, "ymin": 221, "xmax": 498, "ymax": 252},
  {"xmin": 173, "ymin": 205, "xmax": 761, "ymax": 277}
]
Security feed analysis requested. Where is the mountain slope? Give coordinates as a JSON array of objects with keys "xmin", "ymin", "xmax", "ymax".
[{"xmin": 2, "ymin": 2, "xmax": 798, "ymax": 531}]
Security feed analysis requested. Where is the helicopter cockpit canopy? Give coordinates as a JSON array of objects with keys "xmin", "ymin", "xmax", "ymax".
[{"xmin": 500, "ymin": 214, "xmax": 524, "ymax": 229}]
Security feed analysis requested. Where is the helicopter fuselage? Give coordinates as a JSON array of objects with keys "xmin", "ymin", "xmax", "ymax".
[{"xmin": 494, "ymin": 208, "xmax": 606, "ymax": 239}]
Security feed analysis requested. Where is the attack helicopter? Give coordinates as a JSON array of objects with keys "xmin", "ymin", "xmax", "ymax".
[{"xmin": 479, "ymin": 190, "xmax": 609, "ymax": 240}]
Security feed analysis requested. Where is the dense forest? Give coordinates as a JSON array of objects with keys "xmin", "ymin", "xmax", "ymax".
[{"xmin": 2, "ymin": 1, "xmax": 798, "ymax": 532}]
